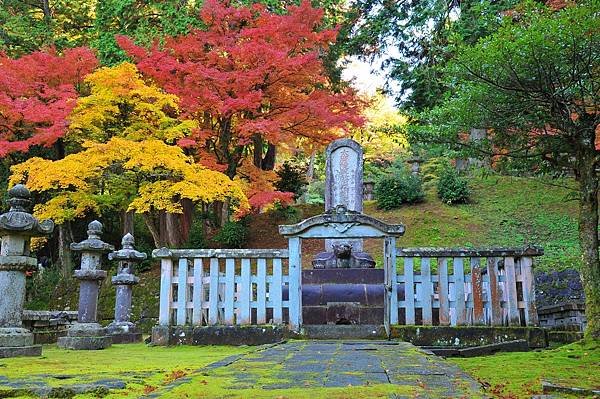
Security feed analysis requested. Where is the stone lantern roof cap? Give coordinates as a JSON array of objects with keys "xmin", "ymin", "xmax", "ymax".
[
  {"xmin": 0, "ymin": 184, "xmax": 54, "ymax": 236},
  {"xmin": 70, "ymin": 220, "xmax": 114, "ymax": 253},
  {"xmin": 108, "ymin": 233, "xmax": 147, "ymax": 261}
]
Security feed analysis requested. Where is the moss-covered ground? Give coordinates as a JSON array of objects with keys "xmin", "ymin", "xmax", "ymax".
[
  {"xmin": 0, "ymin": 343, "xmax": 253, "ymax": 398},
  {"xmin": 449, "ymin": 340, "xmax": 600, "ymax": 398}
]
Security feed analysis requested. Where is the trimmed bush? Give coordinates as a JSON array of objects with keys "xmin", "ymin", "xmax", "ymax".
[
  {"xmin": 437, "ymin": 167, "xmax": 470, "ymax": 204},
  {"xmin": 214, "ymin": 220, "xmax": 248, "ymax": 248},
  {"xmin": 374, "ymin": 172, "xmax": 425, "ymax": 210},
  {"xmin": 275, "ymin": 161, "xmax": 307, "ymax": 200}
]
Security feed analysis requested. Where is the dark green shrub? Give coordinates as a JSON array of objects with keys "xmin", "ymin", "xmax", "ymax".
[
  {"xmin": 275, "ymin": 161, "xmax": 307, "ymax": 200},
  {"xmin": 374, "ymin": 171, "xmax": 425, "ymax": 210},
  {"xmin": 214, "ymin": 220, "xmax": 248, "ymax": 248},
  {"xmin": 437, "ymin": 167, "xmax": 470, "ymax": 204},
  {"xmin": 186, "ymin": 217, "xmax": 207, "ymax": 249},
  {"xmin": 268, "ymin": 202, "xmax": 301, "ymax": 223}
]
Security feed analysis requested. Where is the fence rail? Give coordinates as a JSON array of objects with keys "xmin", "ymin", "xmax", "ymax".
[
  {"xmin": 153, "ymin": 248, "xmax": 295, "ymax": 327},
  {"xmin": 392, "ymin": 247, "xmax": 543, "ymax": 326}
]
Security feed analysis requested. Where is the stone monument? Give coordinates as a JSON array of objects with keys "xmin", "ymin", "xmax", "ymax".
[
  {"xmin": 57, "ymin": 221, "xmax": 114, "ymax": 350},
  {"xmin": 0, "ymin": 185, "xmax": 54, "ymax": 358},
  {"xmin": 107, "ymin": 233, "xmax": 146, "ymax": 343},
  {"xmin": 314, "ymin": 138, "xmax": 374, "ymax": 269}
]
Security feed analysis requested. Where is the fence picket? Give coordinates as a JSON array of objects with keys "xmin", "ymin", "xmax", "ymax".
[
  {"xmin": 159, "ymin": 258, "xmax": 173, "ymax": 326},
  {"xmin": 521, "ymin": 257, "xmax": 538, "ymax": 325},
  {"xmin": 487, "ymin": 257, "xmax": 502, "ymax": 325},
  {"xmin": 421, "ymin": 258, "xmax": 433, "ymax": 325},
  {"xmin": 239, "ymin": 258, "xmax": 251, "ymax": 325},
  {"xmin": 257, "ymin": 258, "xmax": 267, "ymax": 324},
  {"xmin": 438, "ymin": 258, "xmax": 449, "ymax": 326},
  {"xmin": 471, "ymin": 258, "xmax": 485, "ymax": 325},
  {"xmin": 453, "ymin": 257, "xmax": 466, "ymax": 325},
  {"xmin": 177, "ymin": 258, "xmax": 188, "ymax": 325},
  {"xmin": 404, "ymin": 258, "xmax": 415, "ymax": 324},
  {"xmin": 224, "ymin": 258, "xmax": 235, "ymax": 325},
  {"xmin": 192, "ymin": 258, "xmax": 203, "ymax": 325},
  {"xmin": 272, "ymin": 258, "xmax": 283, "ymax": 324},
  {"xmin": 208, "ymin": 258, "xmax": 219, "ymax": 325},
  {"xmin": 504, "ymin": 256, "xmax": 520, "ymax": 325}
]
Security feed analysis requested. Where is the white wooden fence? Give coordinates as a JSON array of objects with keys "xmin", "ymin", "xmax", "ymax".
[
  {"xmin": 392, "ymin": 247, "xmax": 542, "ymax": 326},
  {"xmin": 152, "ymin": 248, "xmax": 299, "ymax": 329}
]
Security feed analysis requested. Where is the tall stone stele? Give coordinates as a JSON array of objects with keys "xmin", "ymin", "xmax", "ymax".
[
  {"xmin": 313, "ymin": 138, "xmax": 375, "ymax": 269},
  {"xmin": 57, "ymin": 221, "xmax": 114, "ymax": 350},
  {"xmin": 107, "ymin": 233, "xmax": 146, "ymax": 344},
  {"xmin": 0, "ymin": 185, "xmax": 54, "ymax": 358}
]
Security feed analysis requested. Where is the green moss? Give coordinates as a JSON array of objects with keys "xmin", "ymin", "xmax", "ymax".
[
  {"xmin": 450, "ymin": 340, "xmax": 600, "ymax": 398},
  {"xmin": 0, "ymin": 344, "xmax": 253, "ymax": 398}
]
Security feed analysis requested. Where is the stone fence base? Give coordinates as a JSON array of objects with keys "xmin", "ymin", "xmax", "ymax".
[
  {"xmin": 152, "ymin": 325, "xmax": 287, "ymax": 346},
  {"xmin": 22, "ymin": 310, "xmax": 78, "ymax": 344},
  {"xmin": 390, "ymin": 326, "xmax": 548, "ymax": 348}
]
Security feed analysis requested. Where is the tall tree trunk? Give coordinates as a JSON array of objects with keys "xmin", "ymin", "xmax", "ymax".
[
  {"xmin": 252, "ymin": 136, "xmax": 276, "ymax": 170},
  {"xmin": 253, "ymin": 135, "xmax": 264, "ymax": 169},
  {"xmin": 122, "ymin": 210, "xmax": 135, "ymax": 236},
  {"xmin": 262, "ymin": 143, "xmax": 276, "ymax": 170},
  {"xmin": 577, "ymin": 146, "xmax": 600, "ymax": 339},
  {"xmin": 143, "ymin": 212, "xmax": 162, "ymax": 248},
  {"xmin": 306, "ymin": 152, "xmax": 316, "ymax": 182},
  {"xmin": 57, "ymin": 222, "xmax": 73, "ymax": 277}
]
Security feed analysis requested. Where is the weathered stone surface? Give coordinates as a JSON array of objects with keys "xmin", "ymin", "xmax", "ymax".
[
  {"xmin": 456, "ymin": 339, "xmax": 529, "ymax": 357},
  {"xmin": 299, "ymin": 325, "xmax": 386, "ymax": 339},
  {"xmin": 56, "ymin": 335, "xmax": 112, "ymax": 350},
  {"xmin": 110, "ymin": 332, "xmax": 143, "ymax": 344},
  {"xmin": 144, "ymin": 341, "xmax": 482, "ymax": 397},
  {"xmin": 0, "ymin": 185, "xmax": 53, "ymax": 358},
  {"xmin": 152, "ymin": 325, "xmax": 285, "ymax": 346},
  {"xmin": 0, "ymin": 344, "xmax": 41, "ymax": 358},
  {"xmin": 57, "ymin": 323, "xmax": 112, "ymax": 350},
  {"xmin": 548, "ymin": 330, "xmax": 584, "ymax": 344},
  {"xmin": 108, "ymin": 234, "xmax": 145, "ymax": 344},
  {"xmin": 324, "ymin": 138, "xmax": 364, "ymax": 252},
  {"xmin": 390, "ymin": 325, "xmax": 548, "ymax": 348},
  {"xmin": 542, "ymin": 380, "xmax": 600, "ymax": 396}
]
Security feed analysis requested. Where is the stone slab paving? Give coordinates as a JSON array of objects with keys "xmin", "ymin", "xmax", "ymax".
[{"xmin": 147, "ymin": 340, "xmax": 483, "ymax": 398}]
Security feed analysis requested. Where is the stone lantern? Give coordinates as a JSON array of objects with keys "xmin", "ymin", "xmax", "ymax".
[
  {"xmin": 0, "ymin": 185, "xmax": 54, "ymax": 358},
  {"xmin": 57, "ymin": 221, "xmax": 114, "ymax": 350},
  {"xmin": 107, "ymin": 233, "xmax": 146, "ymax": 343}
]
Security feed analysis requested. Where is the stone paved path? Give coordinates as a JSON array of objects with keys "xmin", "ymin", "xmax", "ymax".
[{"xmin": 149, "ymin": 340, "xmax": 483, "ymax": 398}]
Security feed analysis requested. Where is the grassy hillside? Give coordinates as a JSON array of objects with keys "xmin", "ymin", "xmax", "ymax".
[{"xmin": 247, "ymin": 175, "xmax": 581, "ymax": 271}]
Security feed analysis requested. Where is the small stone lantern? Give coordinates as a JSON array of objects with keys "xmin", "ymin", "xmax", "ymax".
[
  {"xmin": 107, "ymin": 233, "xmax": 146, "ymax": 343},
  {"xmin": 0, "ymin": 185, "xmax": 54, "ymax": 358},
  {"xmin": 57, "ymin": 221, "xmax": 114, "ymax": 350}
]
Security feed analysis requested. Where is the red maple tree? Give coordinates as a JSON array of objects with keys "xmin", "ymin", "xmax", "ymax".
[
  {"xmin": 118, "ymin": 0, "xmax": 364, "ymax": 179},
  {"xmin": 0, "ymin": 48, "xmax": 98, "ymax": 158}
]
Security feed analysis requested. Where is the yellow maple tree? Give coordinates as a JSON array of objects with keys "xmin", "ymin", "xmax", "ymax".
[
  {"xmin": 11, "ymin": 138, "xmax": 248, "ymax": 245},
  {"xmin": 10, "ymin": 63, "xmax": 248, "ymax": 247}
]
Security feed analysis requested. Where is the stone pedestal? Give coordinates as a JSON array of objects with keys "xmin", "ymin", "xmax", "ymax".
[
  {"xmin": 56, "ymin": 322, "xmax": 112, "ymax": 350},
  {"xmin": 106, "ymin": 234, "xmax": 145, "ymax": 344},
  {"xmin": 58, "ymin": 221, "xmax": 114, "ymax": 350},
  {"xmin": 0, "ymin": 185, "xmax": 54, "ymax": 358}
]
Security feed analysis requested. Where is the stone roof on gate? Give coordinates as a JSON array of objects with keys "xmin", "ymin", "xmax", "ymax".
[{"xmin": 278, "ymin": 205, "xmax": 405, "ymax": 237}]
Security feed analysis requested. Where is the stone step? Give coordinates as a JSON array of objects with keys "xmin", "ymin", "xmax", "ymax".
[{"xmin": 299, "ymin": 325, "xmax": 386, "ymax": 339}]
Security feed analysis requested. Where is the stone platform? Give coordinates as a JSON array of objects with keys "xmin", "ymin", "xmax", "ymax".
[
  {"xmin": 57, "ymin": 323, "xmax": 112, "ymax": 350},
  {"xmin": 144, "ymin": 340, "xmax": 483, "ymax": 398}
]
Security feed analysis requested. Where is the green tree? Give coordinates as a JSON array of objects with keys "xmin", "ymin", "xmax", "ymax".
[
  {"xmin": 0, "ymin": 0, "xmax": 96, "ymax": 56},
  {"xmin": 417, "ymin": 1, "xmax": 600, "ymax": 337},
  {"xmin": 337, "ymin": 0, "xmax": 518, "ymax": 110}
]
